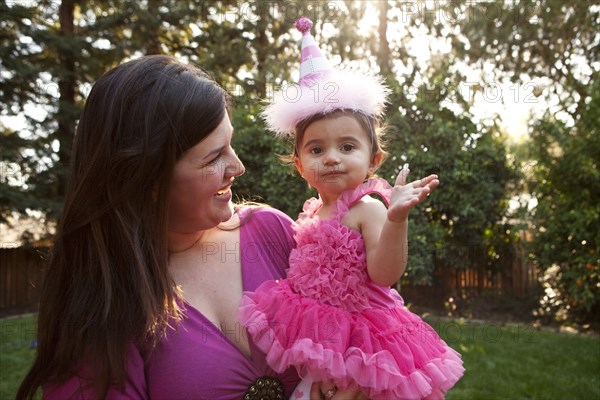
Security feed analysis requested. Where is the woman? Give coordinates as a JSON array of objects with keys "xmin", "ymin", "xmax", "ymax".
[{"xmin": 17, "ymin": 55, "xmax": 364, "ymax": 399}]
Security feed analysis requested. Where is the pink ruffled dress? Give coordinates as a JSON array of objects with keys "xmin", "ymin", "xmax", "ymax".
[{"xmin": 240, "ymin": 179, "xmax": 464, "ymax": 400}]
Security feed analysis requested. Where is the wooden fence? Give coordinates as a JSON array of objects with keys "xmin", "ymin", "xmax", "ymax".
[
  {"xmin": 400, "ymin": 244, "xmax": 539, "ymax": 308},
  {"xmin": 1, "ymin": 244, "xmax": 539, "ymax": 318},
  {"xmin": 0, "ymin": 247, "xmax": 48, "ymax": 318}
]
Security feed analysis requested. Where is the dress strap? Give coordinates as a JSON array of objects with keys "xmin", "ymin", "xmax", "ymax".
[
  {"xmin": 333, "ymin": 178, "xmax": 393, "ymax": 222},
  {"xmin": 297, "ymin": 197, "xmax": 322, "ymax": 221}
]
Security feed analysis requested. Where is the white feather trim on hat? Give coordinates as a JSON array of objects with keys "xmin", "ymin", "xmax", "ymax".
[{"xmin": 262, "ymin": 70, "xmax": 390, "ymax": 137}]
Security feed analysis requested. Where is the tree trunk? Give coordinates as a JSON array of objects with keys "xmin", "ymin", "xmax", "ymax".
[
  {"xmin": 378, "ymin": 1, "xmax": 391, "ymax": 77},
  {"xmin": 255, "ymin": 13, "xmax": 268, "ymax": 99},
  {"xmin": 57, "ymin": 0, "xmax": 76, "ymax": 198},
  {"xmin": 145, "ymin": 0, "xmax": 162, "ymax": 55}
]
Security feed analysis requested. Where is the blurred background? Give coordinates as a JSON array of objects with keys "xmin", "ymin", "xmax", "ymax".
[
  {"xmin": 0, "ymin": 0, "xmax": 600, "ymax": 400},
  {"xmin": 0, "ymin": 1, "xmax": 598, "ymax": 397}
]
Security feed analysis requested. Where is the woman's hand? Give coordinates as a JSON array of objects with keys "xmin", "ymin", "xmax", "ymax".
[
  {"xmin": 387, "ymin": 164, "xmax": 439, "ymax": 223},
  {"xmin": 310, "ymin": 381, "xmax": 368, "ymax": 400}
]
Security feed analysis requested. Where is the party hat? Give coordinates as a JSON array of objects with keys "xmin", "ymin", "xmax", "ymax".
[
  {"xmin": 295, "ymin": 16, "xmax": 333, "ymax": 85},
  {"xmin": 263, "ymin": 17, "xmax": 390, "ymax": 137}
]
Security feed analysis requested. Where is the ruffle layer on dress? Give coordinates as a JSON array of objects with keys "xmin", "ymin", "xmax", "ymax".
[
  {"xmin": 288, "ymin": 218, "xmax": 371, "ymax": 312},
  {"xmin": 240, "ymin": 280, "xmax": 464, "ymax": 400}
]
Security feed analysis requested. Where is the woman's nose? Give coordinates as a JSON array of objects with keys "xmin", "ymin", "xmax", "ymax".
[{"xmin": 229, "ymin": 152, "xmax": 245, "ymax": 177}]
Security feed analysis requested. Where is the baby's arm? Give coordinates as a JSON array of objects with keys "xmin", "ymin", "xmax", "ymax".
[{"xmin": 361, "ymin": 167, "xmax": 439, "ymax": 286}]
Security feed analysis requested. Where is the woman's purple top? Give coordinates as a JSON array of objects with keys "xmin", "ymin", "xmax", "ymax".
[{"xmin": 45, "ymin": 207, "xmax": 301, "ymax": 399}]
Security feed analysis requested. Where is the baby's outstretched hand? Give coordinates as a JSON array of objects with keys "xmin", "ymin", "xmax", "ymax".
[{"xmin": 387, "ymin": 164, "xmax": 439, "ymax": 223}]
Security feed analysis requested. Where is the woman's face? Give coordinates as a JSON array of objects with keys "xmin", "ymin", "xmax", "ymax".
[{"xmin": 167, "ymin": 113, "xmax": 245, "ymax": 233}]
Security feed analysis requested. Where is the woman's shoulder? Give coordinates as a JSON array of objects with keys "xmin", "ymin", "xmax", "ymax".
[
  {"xmin": 236, "ymin": 204, "xmax": 295, "ymax": 242},
  {"xmin": 237, "ymin": 204, "xmax": 294, "ymax": 224},
  {"xmin": 237, "ymin": 205, "xmax": 296, "ymax": 281}
]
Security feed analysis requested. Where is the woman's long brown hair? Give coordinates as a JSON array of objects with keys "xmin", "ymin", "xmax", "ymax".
[{"xmin": 17, "ymin": 55, "xmax": 230, "ymax": 399}]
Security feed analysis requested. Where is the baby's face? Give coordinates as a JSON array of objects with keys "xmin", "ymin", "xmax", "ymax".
[{"xmin": 294, "ymin": 114, "xmax": 379, "ymax": 200}]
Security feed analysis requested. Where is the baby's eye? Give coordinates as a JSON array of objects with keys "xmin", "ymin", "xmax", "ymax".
[
  {"xmin": 310, "ymin": 147, "xmax": 322, "ymax": 154},
  {"xmin": 341, "ymin": 144, "xmax": 355, "ymax": 152}
]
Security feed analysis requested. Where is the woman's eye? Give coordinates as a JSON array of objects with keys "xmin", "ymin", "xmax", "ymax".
[{"xmin": 206, "ymin": 155, "xmax": 221, "ymax": 165}]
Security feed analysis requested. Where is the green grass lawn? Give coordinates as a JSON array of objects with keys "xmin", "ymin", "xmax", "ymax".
[
  {"xmin": 1, "ymin": 315, "xmax": 599, "ymax": 399},
  {"xmin": 1, "ymin": 315, "xmax": 37, "ymax": 400},
  {"xmin": 429, "ymin": 318, "xmax": 600, "ymax": 400}
]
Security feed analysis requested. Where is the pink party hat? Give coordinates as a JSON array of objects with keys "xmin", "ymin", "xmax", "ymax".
[
  {"xmin": 263, "ymin": 17, "xmax": 390, "ymax": 137},
  {"xmin": 295, "ymin": 16, "xmax": 333, "ymax": 86}
]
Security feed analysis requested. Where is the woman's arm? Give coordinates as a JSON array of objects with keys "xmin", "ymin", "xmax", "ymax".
[{"xmin": 43, "ymin": 343, "xmax": 148, "ymax": 399}]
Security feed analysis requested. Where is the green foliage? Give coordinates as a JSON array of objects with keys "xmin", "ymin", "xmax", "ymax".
[
  {"xmin": 1, "ymin": 125, "xmax": 35, "ymax": 222},
  {"xmin": 459, "ymin": 0, "xmax": 599, "ymax": 322},
  {"xmin": 424, "ymin": 0, "xmax": 599, "ymax": 322},
  {"xmin": 529, "ymin": 77, "xmax": 600, "ymax": 319},
  {"xmin": 380, "ymin": 73, "xmax": 513, "ymax": 285},
  {"xmin": 1, "ymin": 0, "xmax": 129, "ymax": 228},
  {"xmin": 1, "ymin": 1, "xmax": 57, "ymax": 224},
  {"xmin": 450, "ymin": 0, "xmax": 598, "ymax": 117}
]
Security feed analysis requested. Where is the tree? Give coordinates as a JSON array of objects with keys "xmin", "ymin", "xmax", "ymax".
[
  {"xmin": 1, "ymin": 0, "xmax": 210, "ymax": 236},
  {"xmin": 529, "ymin": 76, "xmax": 600, "ymax": 321},
  {"xmin": 1, "ymin": 0, "xmax": 79, "ymax": 229},
  {"xmin": 431, "ymin": 0, "xmax": 599, "ymax": 321},
  {"xmin": 367, "ymin": 1, "xmax": 515, "ymax": 284},
  {"xmin": 449, "ymin": 0, "xmax": 598, "ymax": 121}
]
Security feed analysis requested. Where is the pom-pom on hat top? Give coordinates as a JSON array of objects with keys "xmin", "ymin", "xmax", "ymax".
[{"xmin": 263, "ymin": 16, "xmax": 390, "ymax": 137}]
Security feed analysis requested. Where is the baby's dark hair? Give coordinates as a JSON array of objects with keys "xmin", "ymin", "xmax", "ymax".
[{"xmin": 281, "ymin": 109, "xmax": 389, "ymax": 177}]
